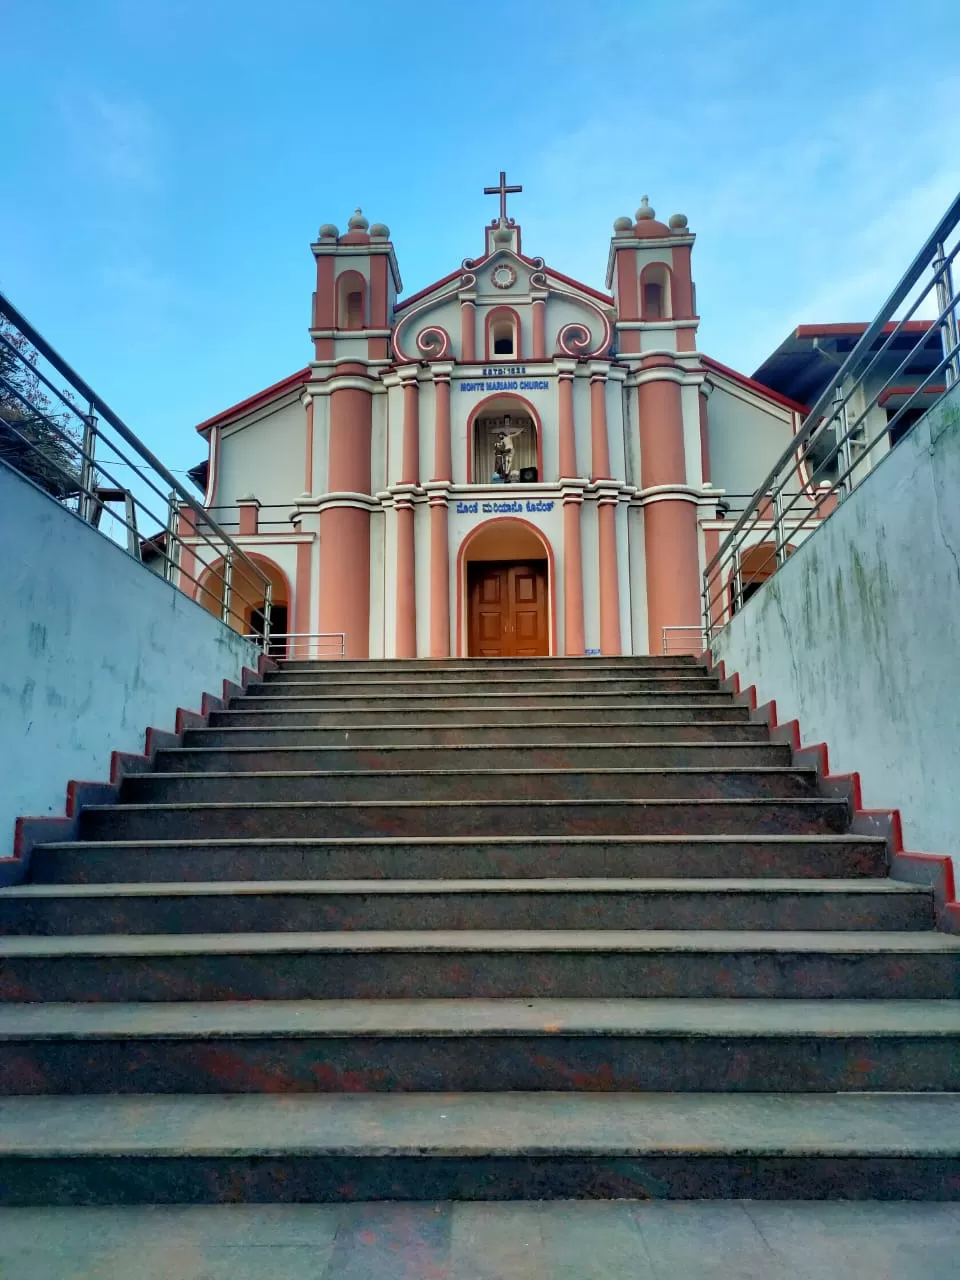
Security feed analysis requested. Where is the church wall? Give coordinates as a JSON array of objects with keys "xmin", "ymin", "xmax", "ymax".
[
  {"xmin": 542, "ymin": 294, "xmax": 607, "ymax": 357},
  {"xmin": 580, "ymin": 498, "xmax": 602, "ymax": 654},
  {"xmin": 311, "ymin": 394, "xmax": 330, "ymax": 496},
  {"xmin": 706, "ymin": 382, "xmax": 796, "ymax": 507},
  {"xmin": 614, "ymin": 499, "xmax": 633, "ymax": 652},
  {"xmin": 370, "ymin": 388, "xmax": 388, "ymax": 493},
  {"xmin": 384, "ymin": 381, "xmax": 404, "ymax": 487},
  {"xmin": 680, "ymin": 381, "xmax": 705, "ymax": 488},
  {"xmin": 570, "ymin": 374, "xmax": 593, "ymax": 478},
  {"xmin": 214, "ymin": 400, "xmax": 307, "ymax": 512},
  {"xmin": 605, "ymin": 376, "xmax": 627, "ymax": 480},
  {"xmin": 627, "ymin": 504, "xmax": 649, "ymax": 653}
]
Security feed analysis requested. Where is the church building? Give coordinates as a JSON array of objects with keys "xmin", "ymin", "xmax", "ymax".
[{"xmin": 182, "ymin": 176, "xmax": 817, "ymax": 659}]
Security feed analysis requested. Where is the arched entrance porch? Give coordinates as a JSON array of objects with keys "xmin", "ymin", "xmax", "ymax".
[
  {"xmin": 456, "ymin": 518, "xmax": 556, "ymax": 657},
  {"xmin": 195, "ymin": 553, "xmax": 291, "ymax": 656}
]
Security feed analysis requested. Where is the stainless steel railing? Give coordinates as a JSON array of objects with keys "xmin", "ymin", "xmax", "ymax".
[
  {"xmin": 242, "ymin": 632, "xmax": 347, "ymax": 660},
  {"xmin": 702, "ymin": 191, "xmax": 960, "ymax": 641},
  {"xmin": 0, "ymin": 290, "xmax": 275, "ymax": 648}
]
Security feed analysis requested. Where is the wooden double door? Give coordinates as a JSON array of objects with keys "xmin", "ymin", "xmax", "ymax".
[{"xmin": 467, "ymin": 560, "xmax": 549, "ymax": 657}]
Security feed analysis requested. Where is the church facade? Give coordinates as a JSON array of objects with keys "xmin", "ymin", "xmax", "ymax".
[{"xmin": 182, "ymin": 179, "xmax": 812, "ymax": 659}]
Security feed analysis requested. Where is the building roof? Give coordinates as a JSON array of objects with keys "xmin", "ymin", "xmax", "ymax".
[
  {"xmin": 194, "ymin": 367, "xmax": 311, "ymax": 435},
  {"xmin": 752, "ymin": 321, "xmax": 940, "ymax": 407}
]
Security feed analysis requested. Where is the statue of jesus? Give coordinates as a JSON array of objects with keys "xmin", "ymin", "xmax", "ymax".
[{"xmin": 492, "ymin": 421, "xmax": 524, "ymax": 481}]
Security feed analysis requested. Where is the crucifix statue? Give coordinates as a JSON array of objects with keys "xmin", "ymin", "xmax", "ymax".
[{"xmin": 483, "ymin": 170, "xmax": 522, "ymax": 224}]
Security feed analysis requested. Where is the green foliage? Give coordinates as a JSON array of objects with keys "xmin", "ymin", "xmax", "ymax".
[{"xmin": 0, "ymin": 319, "xmax": 84, "ymax": 500}]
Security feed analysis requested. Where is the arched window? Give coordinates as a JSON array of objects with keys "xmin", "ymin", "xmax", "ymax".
[
  {"xmin": 640, "ymin": 263, "xmax": 672, "ymax": 321},
  {"xmin": 336, "ymin": 271, "xmax": 366, "ymax": 330},
  {"xmin": 486, "ymin": 308, "xmax": 521, "ymax": 360}
]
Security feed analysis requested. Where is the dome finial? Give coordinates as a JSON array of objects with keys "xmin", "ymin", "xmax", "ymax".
[
  {"xmin": 348, "ymin": 208, "xmax": 369, "ymax": 231},
  {"xmin": 636, "ymin": 195, "xmax": 655, "ymax": 221}
]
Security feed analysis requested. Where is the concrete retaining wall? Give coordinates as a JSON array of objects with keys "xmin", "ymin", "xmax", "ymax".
[
  {"xmin": 713, "ymin": 384, "xmax": 960, "ymax": 877},
  {"xmin": 0, "ymin": 460, "xmax": 260, "ymax": 856}
]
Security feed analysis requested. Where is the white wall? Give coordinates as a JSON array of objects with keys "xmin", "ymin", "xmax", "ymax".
[
  {"xmin": 0, "ymin": 461, "xmax": 261, "ymax": 858},
  {"xmin": 712, "ymin": 384, "xmax": 960, "ymax": 877}
]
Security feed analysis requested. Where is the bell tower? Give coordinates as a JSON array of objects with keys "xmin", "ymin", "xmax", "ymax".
[
  {"xmin": 607, "ymin": 197, "xmax": 704, "ymax": 652},
  {"xmin": 307, "ymin": 211, "xmax": 401, "ymax": 658}
]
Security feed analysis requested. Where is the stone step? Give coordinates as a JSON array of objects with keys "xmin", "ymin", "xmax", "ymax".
[
  {"xmin": 1, "ymin": 930, "xmax": 957, "ymax": 1002},
  {"xmin": 0, "ymin": 878, "xmax": 931, "ymax": 935},
  {"xmin": 204, "ymin": 706, "xmax": 757, "ymax": 737},
  {"xmin": 76, "ymin": 797, "xmax": 851, "ymax": 841},
  {"xmin": 248, "ymin": 676, "xmax": 721, "ymax": 698},
  {"xmin": 0, "ymin": 1092, "xmax": 957, "ymax": 1203},
  {"xmin": 119, "ymin": 767, "xmax": 820, "ymax": 806},
  {"xmin": 1, "ymin": 999, "xmax": 957, "ymax": 1096},
  {"xmin": 157, "ymin": 741, "xmax": 793, "ymax": 774},
  {"xmin": 185, "ymin": 721, "xmax": 773, "ymax": 748},
  {"xmin": 278, "ymin": 656, "xmax": 700, "ymax": 673},
  {"xmin": 230, "ymin": 691, "xmax": 737, "ymax": 712},
  {"xmin": 27, "ymin": 834, "xmax": 889, "ymax": 885}
]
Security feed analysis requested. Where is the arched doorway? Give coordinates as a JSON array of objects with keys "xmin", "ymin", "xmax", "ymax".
[
  {"xmin": 459, "ymin": 519, "xmax": 554, "ymax": 657},
  {"xmin": 196, "ymin": 553, "xmax": 291, "ymax": 656}
]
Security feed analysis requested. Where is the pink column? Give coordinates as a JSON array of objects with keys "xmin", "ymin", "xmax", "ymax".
[
  {"xmin": 395, "ymin": 498, "xmax": 417, "ymax": 658},
  {"xmin": 597, "ymin": 495, "xmax": 622, "ymax": 655},
  {"xmin": 461, "ymin": 301, "xmax": 476, "ymax": 363},
  {"xmin": 558, "ymin": 371, "xmax": 577, "ymax": 478},
  {"xmin": 562, "ymin": 494, "xmax": 585, "ymax": 655},
  {"xmin": 319, "ymin": 384, "xmax": 372, "ymax": 658},
  {"xmin": 532, "ymin": 299, "xmax": 546, "ymax": 360},
  {"xmin": 638, "ymin": 373, "xmax": 701, "ymax": 653},
  {"xmin": 395, "ymin": 376, "xmax": 420, "ymax": 657},
  {"xmin": 429, "ymin": 372, "xmax": 452, "ymax": 657},
  {"xmin": 590, "ymin": 371, "xmax": 612, "ymax": 480}
]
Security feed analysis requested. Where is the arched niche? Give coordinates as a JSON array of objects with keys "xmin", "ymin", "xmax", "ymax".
[{"xmin": 468, "ymin": 394, "xmax": 542, "ymax": 484}]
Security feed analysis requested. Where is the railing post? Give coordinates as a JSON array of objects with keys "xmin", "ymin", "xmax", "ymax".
[
  {"xmin": 262, "ymin": 582, "xmax": 273, "ymax": 655},
  {"xmin": 833, "ymin": 387, "xmax": 852, "ymax": 499},
  {"xmin": 79, "ymin": 405, "xmax": 97, "ymax": 523},
  {"xmin": 163, "ymin": 491, "xmax": 178, "ymax": 584},
  {"xmin": 220, "ymin": 551, "xmax": 233, "ymax": 626},
  {"xmin": 934, "ymin": 242, "xmax": 960, "ymax": 388},
  {"xmin": 772, "ymin": 488, "xmax": 788, "ymax": 566},
  {"xmin": 701, "ymin": 579, "xmax": 712, "ymax": 648},
  {"xmin": 731, "ymin": 545, "xmax": 744, "ymax": 618}
]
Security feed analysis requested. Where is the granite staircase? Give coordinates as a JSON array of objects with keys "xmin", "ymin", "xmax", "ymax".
[{"xmin": 1, "ymin": 655, "xmax": 959, "ymax": 1203}]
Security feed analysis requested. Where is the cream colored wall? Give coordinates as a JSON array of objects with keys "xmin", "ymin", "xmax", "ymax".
[
  {"xmin": 214, "ymin": 399, "xmax": 306, "ymax": 511},
  {"xmin": 706, "ymin": 381, "xmax": 796, "ymax": 506}
]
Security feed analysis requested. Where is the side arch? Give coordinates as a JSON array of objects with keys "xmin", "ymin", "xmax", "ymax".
[{"xmin": 196, "ymin": 552, "xmax": 293, "ymax": 650}]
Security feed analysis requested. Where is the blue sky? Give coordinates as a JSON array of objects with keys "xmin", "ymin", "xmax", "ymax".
[{"xmin": 3, "ymin": 0, "xmax": 959, "ymax": 482}]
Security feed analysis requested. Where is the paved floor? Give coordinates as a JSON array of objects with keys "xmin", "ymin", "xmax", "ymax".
[{"xmin": 1, "ymin": 1200, "xmax": 958, "ymax": 1278}]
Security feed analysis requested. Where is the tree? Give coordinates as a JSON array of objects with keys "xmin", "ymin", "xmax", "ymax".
[{"xmin": 0, "ymin": 317, "xmax": 84, "ymax": 501}]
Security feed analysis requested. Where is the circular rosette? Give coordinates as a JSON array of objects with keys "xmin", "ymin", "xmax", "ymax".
[
  {"xmin": 557, "ymin": 323, "xmax": 593, "ymax": 357},
  {"xmin": 416, "ymin": 326, "xmax": 452, "ymax": 360},
  {"xmin": 490, "ymin": 264, "xmax": 517, "ymax": 290}
]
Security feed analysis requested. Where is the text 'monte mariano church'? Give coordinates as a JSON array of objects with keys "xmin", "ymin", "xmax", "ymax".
[{"xmin": 184, "ymin": 174, "xmax": 813, "ymax": 659}]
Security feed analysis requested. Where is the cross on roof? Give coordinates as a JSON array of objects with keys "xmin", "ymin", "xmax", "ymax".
[{"xmin": 483, "ymin": 170, "xmax": 522, "ymax": 223}]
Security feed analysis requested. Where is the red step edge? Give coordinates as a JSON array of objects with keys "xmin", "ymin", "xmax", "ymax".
[
  {"xmin": 710, "ymin": 655, "xmax": 960, "ymax": 934},
  {"xmin": 2, "ymin": 653, "xmax": 278, "ymax": 885}
]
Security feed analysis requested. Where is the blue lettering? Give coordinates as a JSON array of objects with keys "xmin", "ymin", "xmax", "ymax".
[
  {"xmin": 482, "ymin": 503, "xmax": 492, "ymax": 513},
  {"xmin": 456, "ymin": 501, "xmax": 478, "ymax": 514},
  {"xmin": 525, "ymin": 500, "xmax": 555, "ymax": 513}
]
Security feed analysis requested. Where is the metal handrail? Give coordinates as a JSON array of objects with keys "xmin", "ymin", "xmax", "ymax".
[
  {"xmin": 703, "ymin": 190, "xmax": 960, "ymax": 640},
  {"xmin": 0, "ymin": 290, "xmax": 273, "ymax": 640},
  {"xmin": 242, "ymin": 632, "xmax": 347, "ymax": 660}
]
